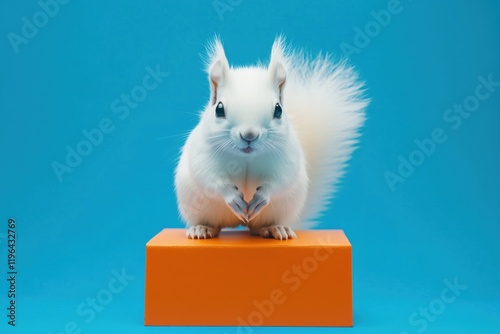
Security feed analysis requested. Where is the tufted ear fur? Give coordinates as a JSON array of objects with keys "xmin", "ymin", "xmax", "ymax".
[
  {"xmin": 268, "ymin": 37, "xmax": 287, "ymax": 101},
  {"xmin": 207, "ymin": 38, "xmax": 230, "ymax": 105}
]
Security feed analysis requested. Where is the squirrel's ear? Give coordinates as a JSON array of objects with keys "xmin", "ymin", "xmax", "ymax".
[
  {"xmin": 207, "ymin": 38, "xmax": 229, "ymax": 105},
  {"xmin": 271, "ymin": 62, "xmax": 286, "ymax": 92},
  {"xmin": 268, "ymin": 37, "xmax": 287, "ymax": 97}
]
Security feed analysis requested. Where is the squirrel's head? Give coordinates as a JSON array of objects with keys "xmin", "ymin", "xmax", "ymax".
[{"xmin": 201, "ymin": 38, "xmax": 290, "ymax": 157}]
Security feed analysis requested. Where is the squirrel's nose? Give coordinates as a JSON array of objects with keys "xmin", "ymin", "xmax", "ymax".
[{"xmin": 240, "ymin": 131, "xmax": 258, "ymax": 143}]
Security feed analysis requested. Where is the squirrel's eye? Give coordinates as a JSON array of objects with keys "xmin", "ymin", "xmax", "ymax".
[
  {"xmin": 273, "ymin": 103, "xmax": 282, "ymax": 119},
  {"xmin": 215, "ymin": 102, "xmax": 225, "ymax": 118}
]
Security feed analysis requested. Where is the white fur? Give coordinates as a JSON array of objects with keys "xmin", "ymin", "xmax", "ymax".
[{"xmin": 174, "ymin": 37, "xmax": 368, "ymax": 238}]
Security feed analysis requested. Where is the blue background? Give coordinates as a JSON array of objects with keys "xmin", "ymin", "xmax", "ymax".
[{"xmin": 1, "ymin": 0, "xmax": 499, "ymax": 333}]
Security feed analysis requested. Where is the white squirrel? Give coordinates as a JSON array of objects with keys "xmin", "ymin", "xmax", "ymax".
[{"xmin": 175, "ymin": 37, "xmax": 368, "ymax": 240}]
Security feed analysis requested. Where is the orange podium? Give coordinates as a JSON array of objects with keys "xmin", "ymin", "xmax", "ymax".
[{"xmin": 144, "ymin": 229, "xmax": 352, "ymax": 327}]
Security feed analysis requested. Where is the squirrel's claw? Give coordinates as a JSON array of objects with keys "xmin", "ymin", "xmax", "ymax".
[
  {"xmin": 247, "ymin": 186, "xmax": 270, "ymax": 221},
  {"xmin": 186, "ymin": 225, "xmax": 220, "ymax": 239},
  {"xmin": 256, "ymin": 226, "xmax": 297, "ymax": 240},
  {"xmin": 224, "ymin": 186, "xmax": 248, "ymax": 224}
]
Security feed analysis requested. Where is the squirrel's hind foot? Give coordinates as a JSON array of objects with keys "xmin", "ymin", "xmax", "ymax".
[
  {"xmin": 252, "ymin": 226, "xmax": 297, "ymax": 240},
  {"xmin": 186, "ymin": 225, "xmax": 220, "ymax": 239}
]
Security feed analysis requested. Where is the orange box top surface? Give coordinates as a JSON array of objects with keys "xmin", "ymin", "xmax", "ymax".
[{"xmin": 146, "ymin": 228, "xmax": 351, "ymax": 248}]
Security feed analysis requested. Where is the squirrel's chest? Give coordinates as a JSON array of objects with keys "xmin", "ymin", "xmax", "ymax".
[{"xmin": 226, "ymin": 156, "xmax": 281, "ymax": 195}]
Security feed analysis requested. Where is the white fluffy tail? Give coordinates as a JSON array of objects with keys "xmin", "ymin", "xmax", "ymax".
[{"xmin": 275, "ymin": 39, "xmax": 369, "ymax": 228}]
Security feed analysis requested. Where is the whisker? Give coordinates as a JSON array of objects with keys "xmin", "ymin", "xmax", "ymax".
[
  {"xmin": 262, "ymin": 140, "xmax": 288, "ymax": 159},
  {"xmin": 172, "ymin": 110, "xmax": 202, "ymax": 117},
  {"xmin": 154, "ymin": 132, "xmax": 191, "ymax": 141},
  {"xmin": 212, "ymin": 139, "xmax": 232, "ymax": 159}
]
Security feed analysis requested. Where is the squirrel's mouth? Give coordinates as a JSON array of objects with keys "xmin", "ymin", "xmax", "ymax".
[{"xmin": 240, "ymin": 146, "xmax": 254, "ymax": 154}]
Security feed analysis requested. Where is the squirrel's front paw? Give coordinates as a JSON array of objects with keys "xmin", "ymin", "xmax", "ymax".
[
  {"xmin": 247, "ymin": 186, "xmax": 270, "ymax": 221},
  {"xmin": 186, "ymin": 225, "xmax": 220, "ymax": 239},
  {"xmin": 223, "ymin": 185, "xmax": 248, "ymax": 223}
]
